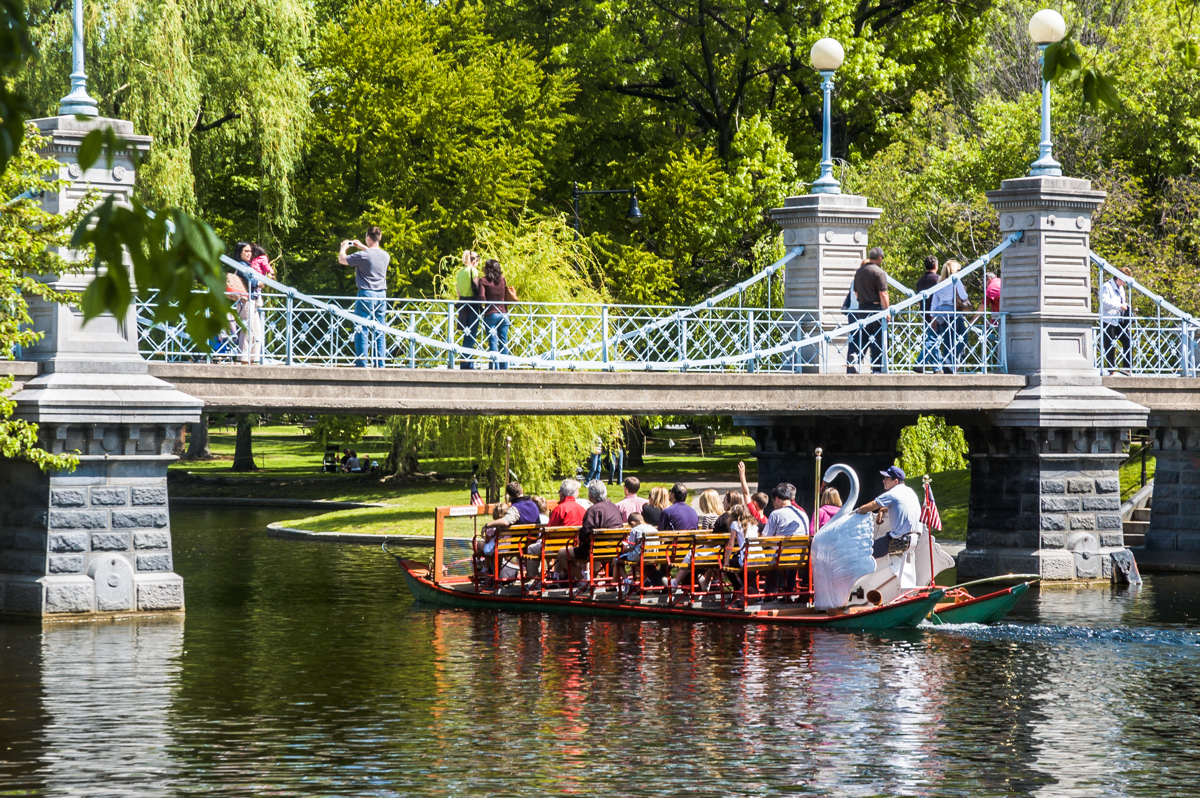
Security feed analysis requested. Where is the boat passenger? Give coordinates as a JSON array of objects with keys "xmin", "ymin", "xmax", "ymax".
[
  {"xmin": 658, "ymin": 483, "xmax": 698, "ymax": 531},
  {"xmin": 532, "ymin": 495, "xmax": 550, "ymax": 525},
  {"xmin": 478, "ymin": 482, "xmax": 540, "ymax": 558},
  {"xmin": 547, "ymin": 478, "xmax": 585, "ymax": 527},
  {"xmin": 615, "ymin": 511, "xmax": 655, "ymax": 585},
  {"xmin": 697, "ymin": 489, "xmax": 722, "ymax": 529},
  {"xmin": 642, "ymin": 486, "xmax": 669, "ymax": 527},
  {"xmin": 810, "ymin": 487, "xmax": 843, "ymax": 534},
  {"xmin": 761, "ymin": 483, "xmax": 809, "ymax": 537},
  {"xmin": 554, "ymin": 480, "xmax": 622, "ymax": 584},
  {"xmin": 856, "ymin": 465, "xmax": 921, "ymax": 558},
  {"xmin": 615, "ymin": 476, "xmax": 648, "ymax": 522},
  {"xmin": 736, "ymin": 461, "xmax": 770, "ymax": 527}
]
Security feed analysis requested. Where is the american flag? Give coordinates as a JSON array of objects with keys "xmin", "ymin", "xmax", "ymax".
[
  {"xmin": 470, "ymin": 477, "xmax": 483, "ymax": 507},
  {"xmin": 921, "ymin": 480, "xmax": 942, "ymax": 532}
]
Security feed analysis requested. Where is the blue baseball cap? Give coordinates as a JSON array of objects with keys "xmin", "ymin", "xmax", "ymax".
[{"xmin": 880, "ymin": 465, "xmax": 906, "ymax": 481}]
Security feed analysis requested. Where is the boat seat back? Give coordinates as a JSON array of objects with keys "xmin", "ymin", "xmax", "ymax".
[
  {"xmin": 590, "ymin": 529, "xmax": 630, "ymax": 560},
  {"xmin": 740, "ymin": 535, "xmax": 812, "ymax": 572}
]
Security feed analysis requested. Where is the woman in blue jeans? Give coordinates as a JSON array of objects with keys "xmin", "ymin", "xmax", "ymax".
[
  {"xmin": 476, "ymin": 259, "xmax": 512, "ymax": 369},
  {"xmin": 929, "ymin": 260, "xmax": 970, "ymax": 373}
]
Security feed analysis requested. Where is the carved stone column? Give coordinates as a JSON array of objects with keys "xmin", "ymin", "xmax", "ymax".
[
  {"xmin": 0, "ymin": 115, "xmax": 202, "ymax": 618},
  {"xmin": 958, "ymin": 176, "xmax": 1149, "ymax": 581},
  {"xmin": 768, "ymin": 194, "xmax": 882, "ymax": 371}
]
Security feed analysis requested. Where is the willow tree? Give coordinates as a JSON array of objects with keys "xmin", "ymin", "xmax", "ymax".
[{"xmin": 18, "ymin": 0, "xmax": 313, "ymax": 248}]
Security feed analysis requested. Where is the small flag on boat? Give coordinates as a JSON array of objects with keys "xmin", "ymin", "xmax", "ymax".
[
  {"xmin": 921, "ymin": 480, "xmax": 942, "ymax": 532},
  {"xmin": 470, "ymin": 477, "xmax": 483, "ymax": 507}
]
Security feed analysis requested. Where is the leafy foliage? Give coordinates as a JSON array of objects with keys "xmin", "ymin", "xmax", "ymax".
[
  {"xmin": 1042, "ymin": 30, "xmax": 1121, "ymax": 110},
  {"xmin": 308, "ymin": 415, "xmax": 370, "ymax": 450},
  {"xmin": 897, "ymin": 416, "xmax": 969, "ymax": 477}
]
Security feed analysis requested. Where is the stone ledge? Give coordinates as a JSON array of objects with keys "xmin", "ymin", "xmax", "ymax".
[{"xmin": 266, "ymin": 522, "xmax": 469, "ymax": 546}]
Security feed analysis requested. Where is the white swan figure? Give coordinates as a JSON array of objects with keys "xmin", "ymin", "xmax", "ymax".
[{"xmin": 811, "ymin": 464, "xmax": 878, "ymax": 610}]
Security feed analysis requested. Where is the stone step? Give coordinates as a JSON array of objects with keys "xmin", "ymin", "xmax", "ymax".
[
  {"xmin": 1124, "ymin": 532, "xmax": 1146, "ymax": 547},
  {"xmin": 1124, "ymin": 519, "xmax": 1149, "ymax": 537},
  {"xmin": 1133, "ymin": 507, "xmax": 1152, "ymax": 522}
]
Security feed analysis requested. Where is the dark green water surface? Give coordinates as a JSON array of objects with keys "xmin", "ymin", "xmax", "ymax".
[{"xmin": 3, "ymin": 506, "xmax": 1200, "ymax": 797}]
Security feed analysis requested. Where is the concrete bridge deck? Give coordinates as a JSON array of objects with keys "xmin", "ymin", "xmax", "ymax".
[{"xmin": 8, "ymin": 361, "xmax": 1197, "ymax": 417}]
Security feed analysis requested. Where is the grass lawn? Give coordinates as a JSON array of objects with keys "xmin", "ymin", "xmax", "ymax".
[
  {"xmin": 1119, "ymin": 454, "xmax": 1155, "ymax": 501},
  {"xmin": 910, "ymin": 469, "xmax": 969, "ymax": 541}
]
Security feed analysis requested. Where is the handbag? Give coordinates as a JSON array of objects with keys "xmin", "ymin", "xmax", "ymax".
[
  {"xmin": 841, "ymin": 286, "xmax": 858, "ymax": 312},
  {"xmin": 503, "ymin": 283, "xmax": 518, "ymax": 303}
]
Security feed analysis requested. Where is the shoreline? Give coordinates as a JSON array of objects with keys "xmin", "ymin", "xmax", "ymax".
[{"xmin": 266, "ymin": 522, "xmax": 465, "ymax": 546}]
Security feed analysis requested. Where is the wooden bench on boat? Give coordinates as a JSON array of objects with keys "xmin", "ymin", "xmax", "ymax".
[
  {"xmin": 522, "ymin": 526, "xmax": 579, "ymax": 595},
  {"xmin": 632, "ymin": 531, "xmax": 691, "ymax": 599},
  {"xmin": 728, "ymin": 534, "xmax": 813, "ymax": 605},
  {"xmin": 580, "ymin": 530, "xmax": 630, "ymax": 599},
  {"xmin": 677, "ymin": 533, "xmax": 731, "ymax": 605},
  {"xmin": 473, "ymin": 524, "xmax": 540, "ymax": 591}
]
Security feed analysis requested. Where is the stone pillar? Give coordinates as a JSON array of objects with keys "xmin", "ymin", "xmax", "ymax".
[
  {"xmin": 0, "ymin": 115, "xmax": 202, "ymax": 618},
  {"xmin": 958, "ymin": 176, "xmax": 1149, "ymax": 582},
  {"xmin": 767, "ymin": 194, "xmax": 882, "ymax": 371},
  {"xmin": 1144, "ymin": 420, "xmax": 1200, "ymax": 552},
  {"xmin": 738, "ymin": 415, "xmax": 911, "ymax": 511}
]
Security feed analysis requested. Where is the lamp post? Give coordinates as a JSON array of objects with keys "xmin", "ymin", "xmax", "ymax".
[
  {"xmin": 1028, "ymin": 9, "xmax": 1066, "ymax": 177},
  {"xmin": 571, "ymin": 183, "xmax": 642, "ymax": 239},
  {"xmin": 809, "ymin": 37, "xmax": 845, "ymax": 195},
  {"xmin": 57, "ymin": 0, "xmax": 99, "ymax": 117}
]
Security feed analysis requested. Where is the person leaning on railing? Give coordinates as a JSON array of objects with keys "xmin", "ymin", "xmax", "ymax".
[
  {"xmin": 929, "ymin": 260, "xmax": 973, "ymax": 374},
  {"xmin": 476, "ymin": 259, "xmax": 514, "ymax": 370},
  {"xmin": 847, "ymin": 247, "xmax": 890, "ymax": 374},
  {"xmin": 1100, "ymin": 266, "xmax": 1133, "ymax": 375},
  {"xmin": 914, "ymin": 255, "xmax": 940, "ymax": 373},
  {"xmin": 456, "ymin": 250, "xmax": 481, "ymax": 369}
]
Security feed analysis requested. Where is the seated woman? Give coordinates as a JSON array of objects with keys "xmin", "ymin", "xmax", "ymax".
[
  {"xmin": 811, "ymin": 487, "xmax": 843, "ymax": 533},
  {"xmin": 697, "ymin": 489, "xmax": 722, "ymax": 529}
]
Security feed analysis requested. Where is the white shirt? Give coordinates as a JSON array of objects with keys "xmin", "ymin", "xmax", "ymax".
[
  {"xmin": 930, "ymin": 277, "xmax": 968, "ymax": 313},
  {"xmin": 762, "ymin": 503, "xmax": 810, "ymax": 537},
  {"xmin": 1100, "ymin": 278, "xmax": 1128, "ymax": 323},
  {"xmin": 875, "ymin": 484, "xmax": 921, "ymax": 538}
]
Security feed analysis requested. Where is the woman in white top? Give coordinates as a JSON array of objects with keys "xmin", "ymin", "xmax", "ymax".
[
  {"xmin": 1099, "ymin": 267, "xmax": 1132, "ymax": 373},
  {"xmin": 930, "ymin": 260, "xmax": 972, "ymax": 374}
]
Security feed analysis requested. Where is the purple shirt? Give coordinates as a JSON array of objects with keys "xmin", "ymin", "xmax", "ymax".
[{"xmin": 658, "ymin": 501, "xmax": 699, "ymax": 531}]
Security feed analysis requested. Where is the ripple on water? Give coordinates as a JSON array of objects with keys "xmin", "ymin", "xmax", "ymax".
[{"xmin": 1, "ymin": 507, "xmax": 1200, "ymax": 797}]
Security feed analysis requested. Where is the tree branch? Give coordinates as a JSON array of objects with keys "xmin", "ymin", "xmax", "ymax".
[{"xmin": 194, "ymin": 111, "xmax": 241, "ymax": 133}]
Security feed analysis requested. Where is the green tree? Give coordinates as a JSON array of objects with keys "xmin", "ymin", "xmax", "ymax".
[
  {"xmin": 286, "ymin": 0, "xmax": 575, "ymax": 297},
  {"xmin": 897, "ymin": 416, "xmax": 968, "ymax": 476},
  {"xmin": 17, "ymin": 0, "xmax": 314, "ymax": 247}
]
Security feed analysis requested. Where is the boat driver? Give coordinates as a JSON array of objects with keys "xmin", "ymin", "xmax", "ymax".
[{"xmin": 855, "ymin": 465, "xmax": 921, "ymax": 558}]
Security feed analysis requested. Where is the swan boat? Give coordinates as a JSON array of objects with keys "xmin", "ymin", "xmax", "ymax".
[{"xmin": 387, "ymin": 464, "xmax": 1034, "ymax": 630}]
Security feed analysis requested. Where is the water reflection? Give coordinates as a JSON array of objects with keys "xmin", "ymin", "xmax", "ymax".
[{"xmin": 2, "ymin": 508, "xmax": 1200, "ymax": 796}]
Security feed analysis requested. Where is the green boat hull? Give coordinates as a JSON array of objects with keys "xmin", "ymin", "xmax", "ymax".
[
  {"xmin": 930, "ymin": 582, "xmax": 1031, "ymax": 625},
  {"xmin": 397, "ymin": 558, "xmax": 944, "ymax": 631}
]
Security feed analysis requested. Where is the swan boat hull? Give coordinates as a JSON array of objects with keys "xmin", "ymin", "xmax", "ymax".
[
  {"xmin": 393, "ymin": 557, "xmax": 944, "ymax": 630},
  {"xmin": 928, "ymin": 581, "xmax": 1034, "ymax": 625}
]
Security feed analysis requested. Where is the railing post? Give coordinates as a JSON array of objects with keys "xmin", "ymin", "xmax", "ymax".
[
  {"xmin": 601, "ymin": 305, "xmax": 610, "ymax": 368},
  {"xmin": 447, "ymin": 301, "xmax": 456, "ymax": 369},
  {"xmin": 408, "ymin": 312, "xmax": 417, "ymax": 369},
  {"xmin": 551, "ymin": 316, "xmax": 558, "ymax": 371},
  {"xmin": 746, "ymin": 310, "xmax": 756, "ymax": 373},
  {"xmin": 285, "ymin": 293, "xmax": 294, "ymax": 366},
  {"xmin": 998, "ymin": 313, "xmax": 1007, "ymax": 373},
  {"xmin": 881, "ymin": 314, "xmax": 890, "ymax": 374},
  {"xmin": 679, "ymin": 316, "xmax": 688, "ymax": 369}
]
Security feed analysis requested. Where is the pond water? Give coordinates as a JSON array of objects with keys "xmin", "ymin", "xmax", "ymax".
[{"xmin": 2, "ymin": 506, "xmax": 1200, "ymax": 797}]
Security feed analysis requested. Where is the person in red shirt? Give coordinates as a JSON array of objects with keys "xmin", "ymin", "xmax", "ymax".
[
  {"xmin": 548, "ymin": 478, "xmax": 586, "ymax": 527},
  {"xmin": 737, "ymin": 461, "xmax": 770, "ymax": 526}
]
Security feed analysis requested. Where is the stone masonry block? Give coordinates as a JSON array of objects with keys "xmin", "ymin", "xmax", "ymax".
[
  {"xmin": 50, "ymin": 488, "xmax": 86, "ymax": 507},
  {"xmin": 48, "ymin": 554, "xmax": 84, "ymax": 574},
  {"xmin": 47, "ymin": 532, "xmax": 87, "ymax": 553},
  {"xmin": 1039, "ymin": 551, "xmax": 1076, "ymax": 581},
  {"xmin": 1082, "ymin": 497, "xmax": 1121, "ymax": 512},
  {"xmin": 1042, "ymin": 497, "xmax": 1081, "ymax": 513},
  {"xmin": 1041, "ymin": 514, "xmax": 1067, "ymax": 531},
  {"xmin": 130, "ymin": 486, "xmax": 168, "ymax": 506},
  {"xmin": 1041, "ymin": 479, "xmax": 1066, "ymax": 495},
  {"xmin": 1095, "ymin": 478, "xmax": 1120, "ymax": 494},
  {"xmin": 49, "ymin": 509, "xmax": 109, "ymax": 530},
  {"xmin": 1146, "ymin": 532, "xmax": 1177, "ymax": 550},
  {"xmin": 136, "ymin": 576, "xmax": 184, "ymax": 611},
  {"xmin": 1019, "ymin": 528, "xmax": 1041, "ymax": 548},
  {"xmin": 4, "ymin": 581, "xmax": 41, "ymax": 613},
  {"xmin": 1178, "ymin": 534, "xmax": 1200, "ymax": 552},
  {"xmin": 1156, "ymin": 484, "xmax": 1182, "ymax": 499},
  {"xmin": 1157, "ymin": 470, "xmax": 1180, "ymax": 484},
  {"xmin": 1070, "ymin": 515, "xmax": 1096, "ymax": 531},
  {"xmin": 1075, "ymin": 550, "xmax": 1101, "ymax": 579},
  {"xmin": 133, "ymin": 531, "xmax": 170, "ymax": 550},
  {"xmin": 136, "ymin": 553, "xmax": 172, "ymax": 572},
  {"xmin": 1154, "ymin": 500, "xmax": 1180, "ymax": 516},
  {"xmin": 1097, "ymin": 514, "xmax": 1123, "ymax": 530},
  {"xmin": 44, "ymin": 579, "xmax": 93, "ymax": 613},
  {"xmin": 1067, "ymin": 478, "xmax": 1095, "ymax": 494},
  {"xmin": 112, "ymin": 510, "xmax": 169, "ymax": 530},
  {"xmin": 91, "ymin": 532, "xmax": 130, "ymax": 551},
  {"xmin": 1041, "ymin": 531, "xmax": 1065, "ymax": 548},
  {"xmin": 1100, "ymin": 531, "xmax": 1124, "ymax": 547},
  {"xmin": 89, "ymin": 487, "xmax": 128, "ymax": 506},
  {"xmin": 1182, "ymin": 470, "xmax": 1200, "ymax": 485},
  {"xmin": 956, "ymin": 550, "xmax": 998, "ymax": 580}
]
